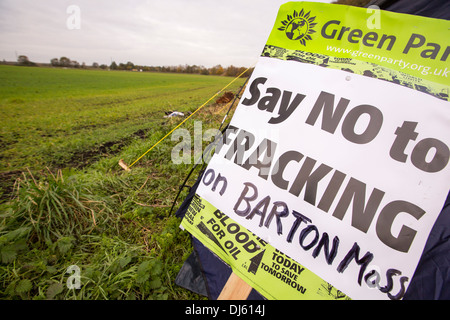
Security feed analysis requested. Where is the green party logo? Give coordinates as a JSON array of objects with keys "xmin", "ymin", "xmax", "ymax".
[{"xmin": 278, "ymin": 9, "xmax": 317, "ymax": 46}]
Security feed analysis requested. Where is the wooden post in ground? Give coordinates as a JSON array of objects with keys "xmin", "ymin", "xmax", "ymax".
[
  {"xmin": 118, "ymin": 159, "xmax": 131, "ymax": 171},
  {"xmin": 217, "ymin": 272, "xmax": 253, "ymax": 300}
]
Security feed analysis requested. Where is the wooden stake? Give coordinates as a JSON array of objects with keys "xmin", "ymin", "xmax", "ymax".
[
  {"xmin": 218, "ymin": 272, "xmax": 253, "ymax": 300},
  {"xmin": 118, "ymin": 159, "xmax": 131, "ymax": 171}
]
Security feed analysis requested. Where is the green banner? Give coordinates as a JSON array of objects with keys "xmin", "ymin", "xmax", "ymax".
[
  {"xmin": 264, "ymin": 1, "xmax": 449, "ymax": 100},
  {"xmin": 181, "ymin": 194, "xmax": 350, "ymax": 300}
]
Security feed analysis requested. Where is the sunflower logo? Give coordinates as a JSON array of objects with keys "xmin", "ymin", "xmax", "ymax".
[{"xmin": 278, "ymin": 9, "xmax": 317, "ymax": 46}]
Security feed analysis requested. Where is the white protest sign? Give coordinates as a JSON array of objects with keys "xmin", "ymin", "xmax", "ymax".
[
  {"xmin": 194, "ymin": 56, "xmax": 450, "ymax": 300},
  {"xmin": 182, "ymin": 2, "xmax": 450, "ymax": 300}
]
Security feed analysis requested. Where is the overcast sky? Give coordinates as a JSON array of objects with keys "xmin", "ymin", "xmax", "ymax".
[{"xmin": 0, "ymin": 0, "xmax": 333, "ymax": 68}]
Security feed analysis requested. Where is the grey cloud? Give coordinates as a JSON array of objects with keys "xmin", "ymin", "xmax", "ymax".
[{"xmin": 0, "ymin": 0, "xmax": 332, "ymax": 67}]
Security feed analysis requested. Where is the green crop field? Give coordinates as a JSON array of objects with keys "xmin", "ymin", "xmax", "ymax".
[
  {"xmin": 0, "ymin": 65, "xmax": 244, "ymax": 173},
  {"xmin": 0, "ymin": 64, "xmax": 246, "ymax": 299}
]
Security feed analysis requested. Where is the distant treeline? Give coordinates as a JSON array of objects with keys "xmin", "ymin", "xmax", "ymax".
[
  {"xmin": 7, "ymin": 55, "xmax": 253, "ymax": 77},
  {"xmin": 33, "ymin": 56, "xmax": 252, "ymax": 77},
  {"xmin": 108, "ymin": 61, "xmax": 253, "ymax": 77},
  {"xmin": 3, "ymin": 55, "xmax": 253, "ymax": 77}
]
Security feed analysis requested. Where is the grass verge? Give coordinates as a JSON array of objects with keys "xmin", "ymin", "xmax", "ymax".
[{"xmin": 0, "ymin": 65, "xmax": 245, "ymax": 299}]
